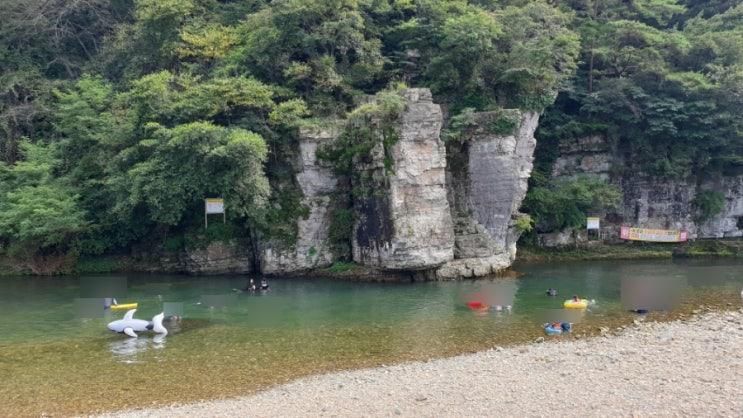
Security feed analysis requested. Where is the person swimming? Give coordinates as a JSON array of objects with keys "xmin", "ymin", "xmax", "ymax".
[
  {"xmin": 546, "ymin": 288, "xmax": 558, "ymax": 296},
  {"xmin": 260, "ymin": 279, "xmax": 270, "ymax": 291},
  {"xmin": 236, "ymin": 278, "xmax": 257, "ymax": 293}
]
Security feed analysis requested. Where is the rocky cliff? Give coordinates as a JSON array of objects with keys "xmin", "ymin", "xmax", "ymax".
[
  {"xmin": 434, "ymin": 110, "xmax": 540, "ymax": 279},
  {"xmin": 260, "ymin": 126, "xmax": 340, "ymax": 274},
  {"xmin": 197, "ymin": 88, "xmax": 541, "ymax": 279},
  {"xmin": 352, "ymin": 89, "xmax": 455, "ymax": 270},
  {"xmin": 548, "ymin": 134, "xmax": 743, "ymax": 243},
  {"xmin": 182, "ymin": 241, "xmax": 254, "ymax": 275}
]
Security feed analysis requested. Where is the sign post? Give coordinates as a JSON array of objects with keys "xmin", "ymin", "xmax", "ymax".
[
  {"xmin": 586, "ymin": 216, "xmax": 600, "ymax": 240},
  {"xmin": 204, "ymin": 198, "xmax": 225, "ymax": 229},
  {"xmin": 586, "ymin": 217, "xmax": 600, "ymax": 230}
]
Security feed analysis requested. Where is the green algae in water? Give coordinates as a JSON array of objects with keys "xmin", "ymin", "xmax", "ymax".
[{"xmin": 1, "ymin": 259, "xmax": 743, "ymax": 416}]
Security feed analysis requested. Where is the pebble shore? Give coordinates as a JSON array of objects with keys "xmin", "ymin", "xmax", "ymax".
[{"xmin": 103, "ymin": 310, "xmax": 743, "ymax": 417}]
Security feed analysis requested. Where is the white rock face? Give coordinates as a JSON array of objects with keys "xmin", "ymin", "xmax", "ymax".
[
  {"xmin": 467, "ymin": 111, "xmax": 539, "ymax": 250},
  {"xmin": 618, "ymin": 176, "xmax": 699, "ymax": 237},
  {"xmin": 260, "ymin": 89, "xmax": 543, "ymax": 278},
  {"xmin": 260, "ymin": 127, "xmax": 339, "ymax": 274},
  {"xmin": 550, "ymin": 134, "xmax": 743, "ymax": 241},
  {"xmin": 437, "ymin": 111, "xmax": 540, "ymax": 279},
  {"xmin": 182, "ymin": 241, "xmax": 253, "ymax": 275},
  {"xmin": 698, "ymin": 175, "xmax": 743, "ymax": 238},
  {"xmin": 353, "ymin": 88, "xmax": 455, "ymax": 270},
  {"xmin": 551, "ymin": 135, "xmax": 613, "ymax": 180}
]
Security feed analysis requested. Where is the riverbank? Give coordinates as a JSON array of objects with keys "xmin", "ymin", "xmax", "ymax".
[
  {"xmin": 2, "ymin": 239, "xmax": 741, "ymax": 278},
  {"xmin": 516, "ymin": 239, "xmax": 743, "ymax": 263},
  {"xmin": 102, "ymin": 309, "xmax": 743, "ymax": 417}
]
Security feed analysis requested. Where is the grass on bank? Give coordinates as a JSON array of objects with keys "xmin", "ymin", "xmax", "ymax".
[{"xmin": 517, "ymin": 239, "xmax": 743, "ymax": 262}]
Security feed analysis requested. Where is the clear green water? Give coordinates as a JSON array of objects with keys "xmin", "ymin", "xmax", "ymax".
[{"xmin": 1, "ymin": 259, "xmax": 742, "ymax": 416}]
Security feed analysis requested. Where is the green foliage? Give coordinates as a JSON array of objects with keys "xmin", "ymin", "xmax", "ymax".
[
  {"xmin": 0, "ymin": 142, "xmax": 87, "ymax": 255},
  {"xmin": 389, "ymin": 0, "xmax": 579, "ymax": 110},
  {"xmin": 536, "ymin": 1, "xmax": 743, "ymax": 179},
  {"xmin": 328, "ymin": 206, "xmax": 354, "ymax": 257},
  {"xmin": 256, "ymin": 181, "xmax": 310, "ymax": 246},
  {"xmin": 326, "ymin": 260, "xmax": 356, "ymax": 273},
  {"xmin": 1, "ymin": 0, "xmax": 739, "ymax": 268},
  {"xmin": 269, "ymin": 99, "xmax": 310, "ymax": 129},
  {"xmin": 514, "ymin": 214, "xmax": 534, "ymax": 234},
  {"xmin": 111, "ymin": 122, "xmax": 269, "ymax": 226},
  {"xmin": 488, "ymin": 111, "xmax": 521, "ymax": 136},
  {"xmin": 523, "ymin": 177, "xmax": 622, "ymax": 233},
  {"xmin": 443, "ymin": 107, "xmax": 521, "ymax": 142},
  {"xmin": 75, "ymin": 257, "xmax": 122, "ymax": 274},
  {"xmin": 319, "ymin": 87, "xmax": 406, "ymax": 175},
  {"xmin": 184, "ymin": 222, "xmax": 240, "ymax": 250},
  {"xmin": 443, "ymin": 108, "xmax": 478, "ymax": 143},
  {"xmin": 693, "ymin": 190, "xmax": 726, "ymax": 222}
]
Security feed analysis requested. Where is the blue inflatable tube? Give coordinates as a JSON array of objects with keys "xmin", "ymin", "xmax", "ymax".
[
  {"xmin": 544, "ymin": 324, "xmax": 562, "ymax": 335},
  {"xmin": 544, "ymin": 322, "xmax": 572, "ymax": 335}
]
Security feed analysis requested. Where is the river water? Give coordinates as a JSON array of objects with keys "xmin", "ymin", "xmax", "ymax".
[{"xmin": 1, "ymin": 259, "xmax": 742, "ymax": 416}]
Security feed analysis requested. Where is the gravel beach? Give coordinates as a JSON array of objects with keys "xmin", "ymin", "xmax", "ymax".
[{"xmin": 103, "ymin": 310, "xmax": 743, "ymax": 417}]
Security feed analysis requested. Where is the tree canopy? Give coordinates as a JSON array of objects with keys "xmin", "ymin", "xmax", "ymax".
[
  {"xmin": 522, "ymin": 0, "xmax": 743, "ymax": 234},
  {"xmin": 0, "ymin": 0, "xmax": 740, "ymax": 261}
]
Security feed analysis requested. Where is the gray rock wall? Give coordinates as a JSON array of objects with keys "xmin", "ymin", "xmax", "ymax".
[
  {"xmin": 617, "ymin": 177, "xmax": 698, "ymax": 236},
  {"xmin": 549, "ymin": 134, "xmax": 743, "ymax": 242},
  {"xmin": 353, "ymin": 88, "xmax": 455, "ymax": 270},
  {"xmin": 260, "ymin": 126, "xmax": 340, "ymax": 274},
  {"xmin": 551, "ymin": 135, "xmax": 613, "ymax": 180},
  {"xmin": 182, "ymin": 241, "xmax": 254, "ymax": 275},
  {"xmin": 436, "ymin": 111, "xmax": 540, "ymax": 279},
  {"xmin": 698, "ymin": 176, "xmax": 743, "ymax": 238}
]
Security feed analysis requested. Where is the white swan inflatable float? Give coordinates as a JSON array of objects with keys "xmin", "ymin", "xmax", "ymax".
[{"xmin": 107, "ymin": 309, "xmax": 167, "ymax": 338}]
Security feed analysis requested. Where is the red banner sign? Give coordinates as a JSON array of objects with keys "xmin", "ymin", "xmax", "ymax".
[{"xmin": 620, "ymin": 226, "xmax": 688, "ymax": 242}]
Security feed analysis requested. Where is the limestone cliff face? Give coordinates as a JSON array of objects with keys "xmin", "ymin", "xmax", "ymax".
[
  {"xmin": 352, "ymin": 89, "xmax": 455, "ymax": 270},
  {"xmin": 697, "ymin": 176, "xmax": 743, "ymax": 238},
  {"xmin": 182, "ymin": 241, "xmax": 254, "ymax": 275},
  {"xmin": 253, "ymin": 88, "xmax": 540, "ymax": 278},
  {"xmin": 549, "ymin": 134, "xmax": 743, "ymax": 242},
  {"xmin": 436, "ymin": 111, "xmax": 540, "ymax": 279},
  {"xmin": 260, "ymin": 126, "xmax": 340, "ymax": 274}
]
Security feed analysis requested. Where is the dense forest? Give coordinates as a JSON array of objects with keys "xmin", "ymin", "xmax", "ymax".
[{"xmin": 0, "ymin": 0, "xmax": 741, "ymax": 270}]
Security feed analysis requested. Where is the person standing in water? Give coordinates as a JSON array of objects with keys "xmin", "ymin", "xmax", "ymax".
[{"xmin": 242, "ymin": 278, "xmax": 257, "ymax": 292}]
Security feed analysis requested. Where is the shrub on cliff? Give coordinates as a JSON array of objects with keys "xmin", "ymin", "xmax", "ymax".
[
  {"xmin": 522, "ymin": 177, "xmax": 622, "ymax": 233},
  {"xmin": 693, "ymin": 190, "xmax": 726, "ymax": 223}
]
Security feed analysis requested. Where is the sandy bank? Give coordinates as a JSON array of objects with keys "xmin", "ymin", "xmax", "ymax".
[{"xmin": 102, "ymin": 310, "xmax": 743, "ymax": 417}]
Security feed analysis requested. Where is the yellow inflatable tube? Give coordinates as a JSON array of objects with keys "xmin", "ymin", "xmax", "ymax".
[
  {"xmin": 111, "ymin": 303, "xmax": 138, "ymax": 311},
  {"xmin": 563, "ymin": 299, "xmax": 588, "ymax": 309}
]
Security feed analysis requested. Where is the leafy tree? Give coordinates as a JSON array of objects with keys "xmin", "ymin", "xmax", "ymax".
[
  {"xmin": 522, "ymin": 177, "xmax": 622, "ymax": 233},
  {"xmin": 0, "ymin": 142, "xmax": 87, "ymax": 255},
  {"xmin": 108, "ymin": 121, "xmax": 269, "ymax": 226}
]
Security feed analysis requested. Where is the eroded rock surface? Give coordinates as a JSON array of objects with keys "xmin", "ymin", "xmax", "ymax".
[
  {"xmin": 435, "ymin": 111, "xmax": 540, "ymax": 279},
  {"xmin": 183, "ymin": 241, "xmax": 253, "ymax": 275},
  {"xmin": 550, "ymin": 134, "xmax": 743, "ymax": 241},
  {"xmin": 353, "ymin": 88, "xmax": 455, "ymax": 270},
  {"xmin": 260, "ymin": 126, "xmax": 340, "ymax": 274}
]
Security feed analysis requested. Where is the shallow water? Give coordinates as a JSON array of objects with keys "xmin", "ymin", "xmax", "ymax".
[{"xmin": 1, "ymin": 259, "xmax": 742, "ymax": 416}]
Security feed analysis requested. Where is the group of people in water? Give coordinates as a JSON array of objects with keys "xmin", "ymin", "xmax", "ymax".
[{"xmin": 242, "ymin": 278, "xmax": 270, "ymax": 293}]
